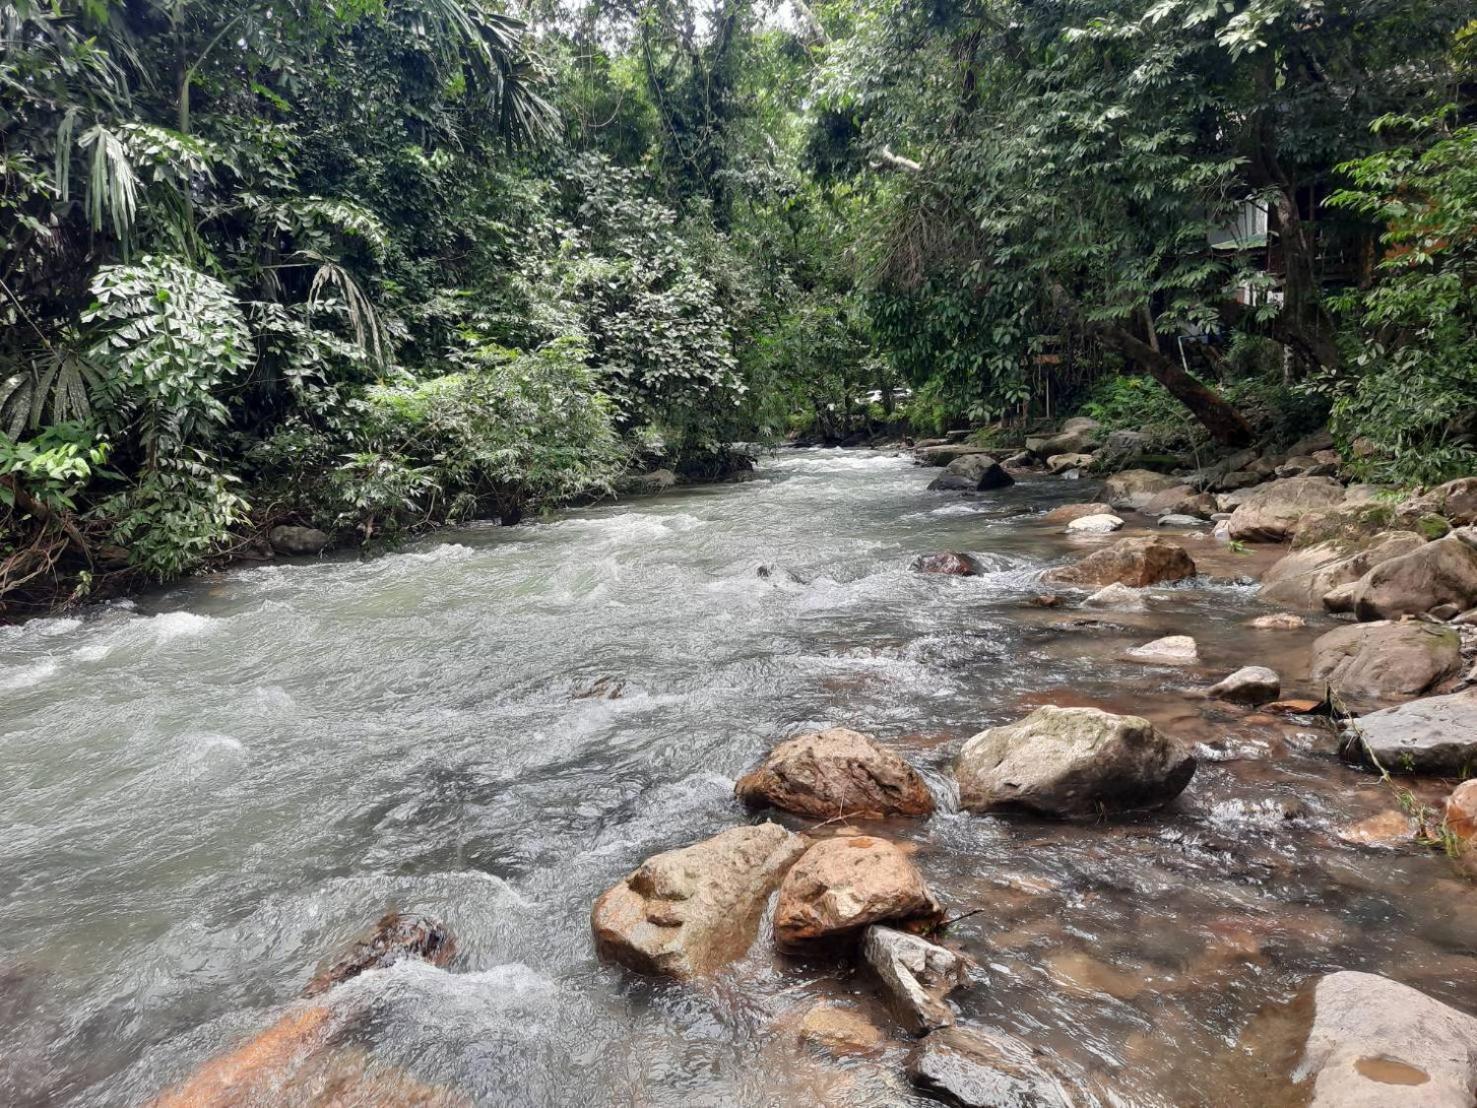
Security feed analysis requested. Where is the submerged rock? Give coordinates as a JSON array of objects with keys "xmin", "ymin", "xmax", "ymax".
[
  {"xmin": 955, "ymin": 706, "xmax": 1195, "ymax": 817},
  {"xmin": 1065, "ymin": 513, "xmax": 1123, "ymax": 534},
  {"xmin": 1204, "ymin": 666, "xmax": 1281, "ymax": 706},
  {"xmin": 1044, "ymin": 536, "xmax": 1196, "ymax": 589},
  {"xmin": 303, "ymin": 911, "xmax": 456, "ymax": 997},
  {"xmin": 1084, "ymin": 582, "xmax": 1147, "ymax": 611},
  {"xmin": 591, "ymin": 823, "xmax": 806, "ymax": 977},
  {"xmin": 907, "ymin": 1027, "xmax": 1071, "ymax": 1108},
  {"xmin": 913, "ymin": 552, "xmax": 982, "ymax": 577},
  {"xmin": 794, "ymin": 1002, "xmax": 888, "ymax": 1058},
  {"xmin": 1309, "ymin": 621, "xmax": 1461, "ymax": 708},
  {"xmin": 1298, "ymin": 971, "xmax": 1477, "ymax": 1108},
  {"xmin": 1339, "ymin": 688, "xmax": 1477, "ymax": 775},
  {"xmin": 1226, "ymin": 477, "xmax": 1345, "ymax": 543},
  {"xmin": 862, "ymin": 925, "xmax": 971, "ymax": 1035},
  {"xmin": 735, "ymin": 728, "xmax": 935, "ymax": 820},
  {"xmin": 928, "ymin": 454, "xmax": 1014, "ymax": 492},
  {"xmin": 773, "ymin": 836, "xmax": 941, "ymax": 947},
  {"xmin": 1248, "ymin": 612, "xmax": 1306, "ymax": 630},
  {"xmin": 1126, "ymin": 635, "xmax": 1199, "ymax": 664},
  {"xmin": 269, "ymin": 525, "xmax": 331, "ymax": 557}
]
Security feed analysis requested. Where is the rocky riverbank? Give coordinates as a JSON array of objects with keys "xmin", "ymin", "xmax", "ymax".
[{"xmin": 577, "ymin": 426, "xmax": 1477, "ymax": 1106}]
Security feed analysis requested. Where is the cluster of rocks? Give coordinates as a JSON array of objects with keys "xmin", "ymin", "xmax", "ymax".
[{"xmin": 591, "ymin": 716, "xmax": 1198, "ymax": 1103}]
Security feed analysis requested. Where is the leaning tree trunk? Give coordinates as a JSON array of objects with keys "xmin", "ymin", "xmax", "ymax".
[{"xmin": 1097, "ymin": 326, "xmax": 1254, "ymax": 447}]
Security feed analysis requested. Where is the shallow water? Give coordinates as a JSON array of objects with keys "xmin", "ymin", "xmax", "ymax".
[{"xmin": 2, "ymin": 449, "xmax": 1474, "ymax": 1106}]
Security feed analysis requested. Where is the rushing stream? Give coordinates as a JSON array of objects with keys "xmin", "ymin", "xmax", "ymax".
[{"xmin": 4, "ymin": 449, "xmax": 1476, "ymax": 1106}]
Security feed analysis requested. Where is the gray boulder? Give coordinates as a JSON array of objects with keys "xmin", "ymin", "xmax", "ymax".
[
  {"xmin": 1338, "ymin": 530, "xmax": 1477, "ymax": 620},
  {"xmin": 908, "ymin": 1027, "xmax": 1071, "ymax": 1108},
  {"xmin": 1102, "ymin": 469, "xmax": 1179, "ymax": 511},
  {"xmin": 1092, "ymin": 430, "xmax": 1151, "ymax": 472},
  {"xmin": 956, "ymin": 706, "xmax": 1195, "ymax": 817},
  {"xmin": 929, "ymin": 454, "xmax": 1014, "ymax": 492},
  {"xmin": 1126, "ymin": 635, "xmax": 1199, "ymax": 664},
  {"xmin": 915, "ymin": 444, "xmax": 994, "ymax": 467},
  {"xmin": 1259, "ymin": 532, "xmax": 1427, "ymax": 609},
  {"xmin": 1299, "ymin": 971, "xmax": 1477, "ymax": 1108},
  {"xmin": 1205, "ymin": 666, "xmax": 1281, "ymax": 706},
  {"xmin": 1339, "ymin": 689, "xmax": 1477, "ymax": 775},
  {"xmin": 268, "ymin": 525, "xmax": 331, "ymax": 556},
  {"xmin": 1227, "ymin": 477, "xmax": 1346, "ymax": 543},
  {"xmin": 862, "ymin": 926, "xmax": 971, "ymax": 1035},
  {"xmin": 1309, "ymin": 621, "xmax": 1462, "ymax": 708}
]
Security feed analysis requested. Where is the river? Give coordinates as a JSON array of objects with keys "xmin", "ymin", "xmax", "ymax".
[{"xmin": 3, "ymin": 448, "xmax": 1475, "ymax": 1106}]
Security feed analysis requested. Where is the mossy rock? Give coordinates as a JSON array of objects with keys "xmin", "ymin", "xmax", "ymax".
[
  {"xmin": 1291, "ymin": 504, "xmax": 1396, "ymax": 551},
  {"xmin": 1416, "ymin": 513, "xmax": 1452, "ymax": 541}
]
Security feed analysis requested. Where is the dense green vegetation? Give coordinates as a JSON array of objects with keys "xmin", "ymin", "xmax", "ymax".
[{"xmin": 2, "ymin": 0, "xmax": 1475, "ymax": 612}]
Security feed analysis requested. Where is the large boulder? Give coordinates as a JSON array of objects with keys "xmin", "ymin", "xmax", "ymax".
[
  {"xmin": 773, "ymin": 836, "xmax": 941, "ymax": 947},
  {"xmin": 1141, "ymin": 485, "xmax": 1217, "ymax": 519},
  {"xmin": 907, "ymin": 1028, "xmax": 1072, "ymax": 1108},
  {"xmin": 862, "ymin": 925, "xmax": 970, "ymax": 1035},
  {"xmin": 928, "ymin": 454, "xmax": 1014, "ymax": 492},
  {"xmin": 1338, "ymin": 689, "xmax": 1477, "ymax": 775},
  {"xmin": 1043, "ymin": 536, "xmax": 1196, "ymax": 589},
  {"xmin": 1397, "ymin": 477, "xmax": 1477, "ymax": 527},
  {"xmin": 1042, "ymin": 502, "xmax": 1114, "ymax": 524},
  {"xmin": 591, "ymin": 824, "xmax": 806, "ymax": 977},
  {"xmin": 955, "ymin": 706, "xmax": 1195, "ymax": 817},
  {"xmin": 1337, "ymin": 530, "xmax": 1477, "ymax": 620},
  {"xmin": 1298, "ymin": 971, "xmax": 1477, "ymax": 1108},
  {"xmin": 1309, "ymin": 621, "xmax": 1462, "ymax": 708},
  {"xmin": 1060, "ymin": 416, "xmax": 1100, "ymax": 435},
  {"xmin": 915, "ymin": 444, "xmax": 994, "ymax": 467},
  {"xmin": 269, "ymin": 524, "xmax": 331, "ymax": 556},
  {"xmin": 735, "ymin": 728, "xmax": 935, "ymax": 820},
  {"xmin": 913, "ymin": 552, "xmax": 982, "ymax": 577},
  {"xmin": 1092, "ymin": 430, "xmax": 1151, "ymax": 472},
  {"xmin": 1027, "ymin": 426, "xmax": 1099, "ymax": 458},
  {"xmin": 1102, "ymin": 469, "xmax": 1179, "ymax": 511},
  {"xmin": 1259, "ymin": 532, "xmax": 1427, "ymax": 609},
  {"xmin": 1226, "ymin": 477, "xmax": 1345, "ymax": 542}
]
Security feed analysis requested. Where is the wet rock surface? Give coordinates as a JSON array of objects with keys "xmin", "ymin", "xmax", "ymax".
[
  {"xmin": 913, "ymin": 551, "xmax": 982, "ymax": 576},
  {"xmin": 1044, "ymin": 536, "xmax": 1196, "ymax": 589},
  {"xmin": 303, "ymin": 911, "xmax": 456, "ymax": 997},
  {"xmin": 592, "ymin": 823, "xmax": 806, "ymax": 976},
  {"xmin": 1299, "ymin": 971, "xmax": 1477, "ymax": 1108},
  {"xmin": 1309, "ymin": 621, "xmax": 1462, "ymax": 708},
  {"xmin": 1339, "ymin": 689, "xmax": 1477, "ymax": 775},
  {"xmin": 774, "ymin": 836, "xmax": 942, "ymax": 947},
  {"xmin": 862, "ymin": 925, "xmax": 971, "ymax": 1035},
  {"xmin": 907, "ymin": 1027, "xmax": 1072, "ymax": 1108},
  {"xmin": 928, "ymin": 454, "xmax": 1014, "ymax": 492},
  {"xmin": 956, "ymin": 706, "xmax": 1196, "ymax": 817},
  {"xmin": 735, "ymin": 727, "xmax": 935, "ymax": 819}
]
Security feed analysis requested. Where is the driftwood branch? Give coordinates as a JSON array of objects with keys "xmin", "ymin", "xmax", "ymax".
[{"xmin": 869, "ymin": 146, "xmax": 923, "ymax": 174}]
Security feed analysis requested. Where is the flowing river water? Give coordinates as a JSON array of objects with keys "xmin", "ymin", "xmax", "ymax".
[{"xmin": 3, "ymin": 448, "xmax": 1476, "ymax": 1106}]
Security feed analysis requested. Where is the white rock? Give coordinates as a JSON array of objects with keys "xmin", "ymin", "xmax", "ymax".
[
  {"xmin": 1066, "ymin": 513, "xmax": 1124, "ymax": 535},
  {"xmin": 1083, "ymin": 582, "xmax": 1147, "ymax": 611},
  {"xmin": 1126, "ymin": 635, "xmax": 1199, "ymax": 664}
]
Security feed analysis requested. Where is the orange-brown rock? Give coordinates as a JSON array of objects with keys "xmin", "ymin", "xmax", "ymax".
[
  {"xmin": 774, "ymin": 836, "xmax": 941, "ymax": 947},
  {"xmin": 1042, "ymin": 502, "xmax": 1114, "ymax": 524},
  {"xmin": 1043, "ymin": 536, "xmax": 1196, "ymax": 589},
  {"xmin": 794, "ymin": 1003, "xmax": 888, "ymax": 1057},
  {"xmin": 1445, "ymin": 780, "xmax": 1477, "ymax": 843},
  {"xmin": 735, "ymin": 728, "xmax": 935, "ymax": 820},
  {"xmin": 592, "ymin": 823, "xmax": 806, "ymax": 977}
]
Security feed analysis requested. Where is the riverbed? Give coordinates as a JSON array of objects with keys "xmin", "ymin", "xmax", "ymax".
[{"xmin": 3, "ymin": 448, "xmax": 1474, "ymax": 1106}]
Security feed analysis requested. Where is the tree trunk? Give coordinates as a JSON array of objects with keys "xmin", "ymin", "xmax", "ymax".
[{"xmin": 1097, "ymin": 326, "xmax": 1254, "ymax": 447}]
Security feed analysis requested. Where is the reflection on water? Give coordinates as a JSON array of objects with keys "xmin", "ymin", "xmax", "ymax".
[{"xmin": 1, "ymin": 449, "xmax": 1473, "ymax": 1106}]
